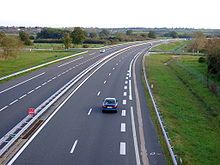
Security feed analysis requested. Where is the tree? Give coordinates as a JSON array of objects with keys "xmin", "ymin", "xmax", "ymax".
[
  {"xmin": 190, "ymin": 32, "xmax": 206, "ymax": 53},
  {"xmin": 0, "ymin": 35, "xmax": 23, "ymax": 59},
  {"xmin": 170, "ymin": 31, "xmax": 179, "ymax": 38},
  {"xmin": 36, "ymin": 28, "xmax": 65, "ymax": 39},
  {"xmin": 148, "ymin": 31, "xmax": 156, "ymax": 38},
  {"xmin": 126, "ymin": 30, "xmax": 133, "ymax": 36},
  {"xmin": 63, "ymin": 33, "xmax": 72, "ymax": 49},
  {"xmin": 71, "ymin": 27, "xmax": 86, "ymax": 45},
  {"xmin": 19, "ymin": 31, "xmax": 32, "ymax": 45},
  {"xmin": 89, "ymin": 32, "xmax": 97, "ymax": 38},
  {"xmin": 205, "ymin": 38, "xmax": 220, "ymax": 76},
  {"xmin": 0, "ymin": 32, "xmax": 6, "ymax": 43},
  {"xmin": 99, "ymin": 29, "xmax": 110, "ymax": 38}
]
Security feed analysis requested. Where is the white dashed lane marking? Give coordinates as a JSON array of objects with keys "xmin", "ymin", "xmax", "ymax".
[
  {"xmin": 104, "ymin": 81, "xmax": 107, "ymax": 84},
  {"xmin": 123, "ymin": 100, "xmax": 127, "ymax": 105},
  {"xmin": 121, "ymin": 123, "xmax": 126, "ymax": 132},
  {"xmin": 42, "ymin": 82, "xmax": 47, "ymax": 86},
  {"xmin": 125, "ymin": 81, "xmax": 128, "ymax": 84},
  {"xmin": 109, "ymin": 73, "xmax": 111, "ymax": 76},
  {"xmin": 27, "ymin": 90, "xmax": 34, "ymax": 94},
  {"xmin": 0, "ymin": 106, "xmax": 8, "ymax": 112},
  {"xmin": 9, "ymin": 99, "xmax": 18, "ymax": 105},
  {"xmin": 121, "ymin": 110, "xmax": 126, "ymax": 116},
  {"xmin": 88, "ymin": 108, "xmax": 93, "ymax": 115},
  {"xmin": 97, "ymin": 91, "xmax": 101, "ymax": 96},
  {"xmin": 123, "ymin": 92, "xmax": 127, "ymax": 96},
  {"xmin": 120, "ymin": 142, "xmax": 126, "ymax": 155},
  {"xmin": 70, "ymin": 140, "xmax": 78, "ymax": 154},
  {"xmin": 35, "ymin": 86, "xmax": 41, "ymax": 90},
  {"xmin": 124, "ymin": 86, "xmax": 128, "ymax": 90},
  {"xmin": 19, "ymin": 94, "xmax": 27, "ymax": 99}
]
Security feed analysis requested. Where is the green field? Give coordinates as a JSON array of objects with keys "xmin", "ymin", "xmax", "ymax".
[
  {"xmin": 151, "ymin": 40, "xmax": 191, "ymax": 52},
  {"xmin": 144, "ymin": 54, "xmax": 220, "ymax": 164},
  {"xmin": 0, "ymin": 50, "xmax": 83, "ymax": 78}
]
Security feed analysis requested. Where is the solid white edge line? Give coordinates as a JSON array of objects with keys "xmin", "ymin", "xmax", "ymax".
[
  {"xmin": 121, "ymin": 123, "xmax": 126, "ymax": 132},
  {"xmin": 0, "ymin": 72, "xmax": 45, "ymax": 95},
  {"xmin": 70, "ymin": 140, "xmax": 78, "ymax": 154},
  {"xmin": 120, "ymin": 142, "xmax": 126, "ymax": 155},
  {"xmin": 129, "ymin": 80, "xmax": 132, "ymax": 100},
  {"xmin": 88, "ymin": 108, "xmax": 93, "ymax": 115},
  {"xmin": 121, "ymin": 110, "xmax": 126, "ymax": 117},
  {"xmin": 130, "ymin": 106, "xmax": 141, "ymax": 165}
]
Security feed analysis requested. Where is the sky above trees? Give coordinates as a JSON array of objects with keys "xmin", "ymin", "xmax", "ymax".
[{"xmin": 0, "ymin": 0, "xmax": 219, "ymax": 28}]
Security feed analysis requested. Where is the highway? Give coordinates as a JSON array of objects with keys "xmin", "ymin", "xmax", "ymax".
[{"xmin": 0, "ymin": 42, "xmax": 166, "ymax": 165}]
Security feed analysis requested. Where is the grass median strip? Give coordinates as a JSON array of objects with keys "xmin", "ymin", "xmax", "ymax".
[{"xmin": 144, "ymin": 54, "xmax": 220, "ymax": 164}]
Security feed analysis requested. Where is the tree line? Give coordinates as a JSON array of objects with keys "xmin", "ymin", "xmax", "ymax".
[{"xmin": 189, "ymin": 32, "xmax": 220, "ymax": 79}]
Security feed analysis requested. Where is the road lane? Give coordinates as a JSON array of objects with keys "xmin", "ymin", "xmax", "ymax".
[
  {"xmin": 10, "ymin": 46, "xmax": 141, "ymax": 165},
  {"xmin": 0, "ymin": 46, "xmax": 130, "ymax": 138},
  {"xmin": 5, "ymin": 42, "xmax": 166, "ymax": 165}
]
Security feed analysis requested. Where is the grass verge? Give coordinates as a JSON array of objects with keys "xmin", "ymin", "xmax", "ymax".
[
  {"xmin": 141, "ymin": 71, "xmax": 173, "ymax": 165},
  {"xmin": 144, "ymin": 54, "xmax": 220, "ymax": 164},
  {"xmin": 151, "ymin": 40, "xmax": 191, "ymax": 52}
]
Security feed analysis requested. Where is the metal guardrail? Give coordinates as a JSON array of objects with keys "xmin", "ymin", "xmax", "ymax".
[
  {"xmin": 0, "ymin": 43, "xmax": 147, "ymax": 157},
  {"xmin": 142, "ymin": 53, "xmax": 178, "ymax": 165}
]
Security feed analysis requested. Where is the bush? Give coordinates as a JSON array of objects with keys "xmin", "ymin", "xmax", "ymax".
[
  {"xmin": 83, "ymin": 44, "xmax": 89, "ymax": 48},
  {"xmin": 198, "ymin": 57, "xmax": 206, "ymax": 63},
  {"xmin": 83, "ymin": 39, "xmax": 106, "ymax": 44}
]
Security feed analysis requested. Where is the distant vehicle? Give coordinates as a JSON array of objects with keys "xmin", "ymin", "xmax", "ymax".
[
  {"xmin": 102, "ymin": 98, "xmax": 118, "ymax": 112},
  {"xmin": 100, "ymin": 49, "xmax": 106, "ymax": 53}
]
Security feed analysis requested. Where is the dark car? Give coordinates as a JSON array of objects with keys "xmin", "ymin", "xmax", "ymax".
[{"xmin": 102, "ymin": 98, "xmax": 118, "ymax": 112}]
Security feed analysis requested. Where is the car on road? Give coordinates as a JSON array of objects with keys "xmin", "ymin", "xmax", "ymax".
[
  {"xmin": 102, "ymin": 98, "xmax": 118, "ymax": 112},
  {"xmin": 100, "ymin": 49, "xmax": 106, "ymax": 53}
]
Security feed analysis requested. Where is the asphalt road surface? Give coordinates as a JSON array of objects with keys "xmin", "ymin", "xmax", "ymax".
[{"xmin": 1, "ymin": 42, "xmax": 166, "ymax": 165}]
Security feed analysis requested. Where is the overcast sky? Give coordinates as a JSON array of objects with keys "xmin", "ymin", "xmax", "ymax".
[{"xmin": 0, "ymin": 0, "xmax": 219, "ymax": 29}]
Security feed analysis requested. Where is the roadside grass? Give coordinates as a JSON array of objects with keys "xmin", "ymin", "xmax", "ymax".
[
  {"xmin": 144, "ymin": 54, "xmax": 220, "ymax": 164},
  {"xmin": 0, "ymin": 50, "xmax": 83, "ymax": 78},
  {"xmin": 141, "ymin": 72, "xmax": 173, "ymax": 165},
  {"xmin": 151, "ymin": 40, "xmax": 191, "ymax": 52}
]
